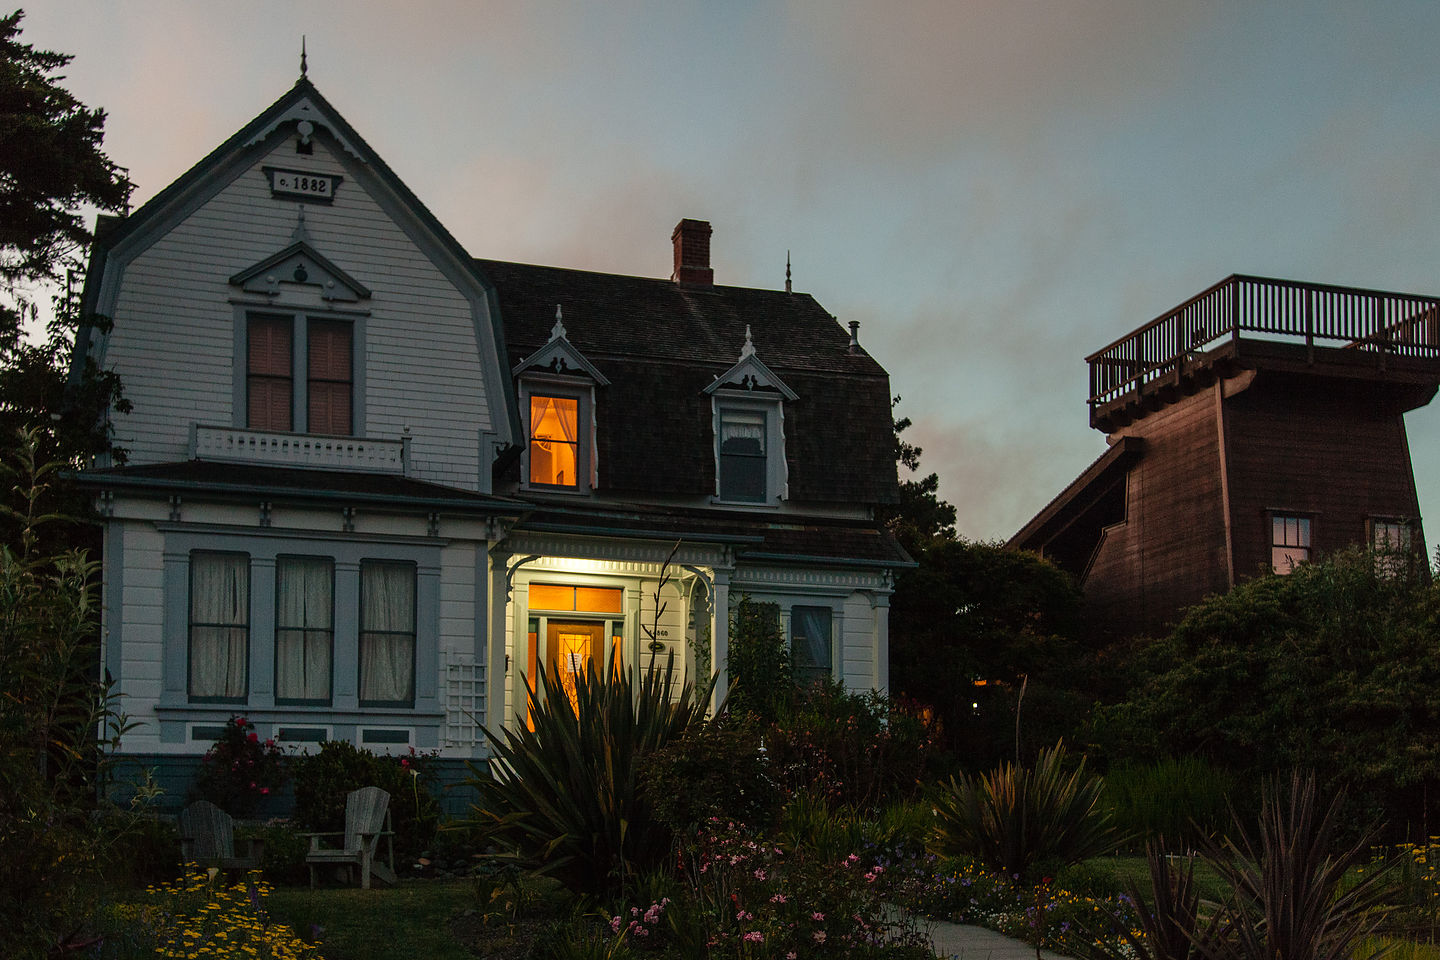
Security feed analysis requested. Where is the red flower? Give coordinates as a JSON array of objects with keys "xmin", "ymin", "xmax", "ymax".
[{"xmin": 247, "ymin": 732, "xmax": 259, "ymax": 743}]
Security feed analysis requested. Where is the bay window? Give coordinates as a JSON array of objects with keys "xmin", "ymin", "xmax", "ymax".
[
  {"xmin": 359, "ymin": 560, "xmax": 416, "ymax": 707},
  {"xmin": 189, "ymin": 552, "xmax": 250, "ymax": 701},
  {"xmin": 275, "ymin": 556, "xmax": 333, "ymax": 704}
]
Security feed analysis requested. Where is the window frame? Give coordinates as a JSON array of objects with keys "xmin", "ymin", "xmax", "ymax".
[
  {"xmin": 711, "ymin": 393, "xmax": 788, "ymax": 507},
  {"xmin": 234, "ymin": 306, "xmax": 365, "ymax": 437},
  {"xmin": 519, "ymin": 376, "xmax": 595, "ymax": 495},
  {"xmin": 1269, "ymin": 513, "xmax": 1313, "ymax": 574},
  {"xmin": 789, "ymin": 604, "xmax": 835, "ymax": 685},
  {"xmin": 1370, "ymin": 517, "xmax": 1417, "ymax": 577},
  {"xmin": 273, "ymin": 554, "xmax": 336, "ymax": 707},
  {"xmin": 187, "ymin": 550, "xmax": 251, "ymax": 704}
]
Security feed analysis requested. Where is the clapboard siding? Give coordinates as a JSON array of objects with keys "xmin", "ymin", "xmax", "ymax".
[
  {"xmin": 102, "ymin": 135, "xmax": 494, "ymax": 490},
  {"xmin": 1085, "ymin": 387, "xmax": 1229, "ymax": 638},
  {"xmin": 1223, "ymin": 372, "xmax": 1422, "ymax": 579}
]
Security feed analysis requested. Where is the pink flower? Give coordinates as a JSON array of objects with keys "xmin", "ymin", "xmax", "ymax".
[
  {"xmin": 260, "ymin": 787, "xmax": 270, "ymax": 795},
  {"xmin": 610, "ymin": 916, "xmax": 622, "ymax": 933},
  {"xmin": 753, "ymin": 868, "xmax": 767, "ymax": 880},
  {"xmin": 769, "ymin": 893, "xmax": 787, "ymax": 904},
  {"xmin": 812, "ymin": 911, "xmax": 825, "ymax": 921},
  {"xmin": 743, "ymin": 931, "xmax": 763, "ymax": 943},
  {"xmin": 813, "ymin": 930, "xmax": 828, "ymax": 944},
  {"xmin": 788, "ymin": 953, "xmax": 798, "ymax": 959}
]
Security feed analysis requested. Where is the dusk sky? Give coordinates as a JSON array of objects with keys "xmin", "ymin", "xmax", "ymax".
[{"xmin": 24, "ymin": 1, "xmax": 1440, "ymax": 547}]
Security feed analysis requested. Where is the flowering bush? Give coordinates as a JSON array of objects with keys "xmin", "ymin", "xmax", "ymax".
[
  {"xmin": 639, "ymin": 819, "xmax": 931, "ymax": 957},
  {"xmin": 190, "ymin": 716, "xmax": 287, "ymax": 817},
  {"xmin": 107, "ymin": 864, "xmax": 320, "ymax": 959},
  {"xmin": 764, "ymin": 682, "xmax": 936, "ymax": 810}
]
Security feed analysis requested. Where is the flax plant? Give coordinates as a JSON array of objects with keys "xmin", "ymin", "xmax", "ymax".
[{"xmin": 466, "ymin": 656, "xmax": 710, "ymax": 897}]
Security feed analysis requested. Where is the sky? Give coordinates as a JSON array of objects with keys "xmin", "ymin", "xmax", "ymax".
[{"xmin": 22, "ymin": 1, "xmax": 1440, "ymax": 545}]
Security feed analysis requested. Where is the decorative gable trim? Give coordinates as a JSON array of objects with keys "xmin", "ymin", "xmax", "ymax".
[
  {"xmin": 229, "ymin": 240, "xmax": 372, "ymax": 302},
  {"xmin": 243, "ymin": 93, "xmax": 365, "ymax": 159},
  {"xmin": 512, "ymin": 306, "xmax": 610, "ymax": 385},
  {"xmin": 703, "ymin": 325, "xmax": 798, "ymax": 400}
]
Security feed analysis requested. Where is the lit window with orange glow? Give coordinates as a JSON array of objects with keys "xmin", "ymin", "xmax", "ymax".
[{"xmin": 529, "ymin": 395, "xmax": 579, "ymax": 487}]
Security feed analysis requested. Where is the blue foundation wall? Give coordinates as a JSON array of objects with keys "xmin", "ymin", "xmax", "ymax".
[{"xmin": 106, "ymin": 754, "xmax": 486, "ymax": 819}]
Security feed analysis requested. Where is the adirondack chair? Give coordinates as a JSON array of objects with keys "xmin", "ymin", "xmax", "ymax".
[
  {"xmin": 177, "ymin": 800, "xmax": 265, "ymax": 870},
  {"xmin": 304, "ymin": 786, "xmax": 396, "ymax": 889}
]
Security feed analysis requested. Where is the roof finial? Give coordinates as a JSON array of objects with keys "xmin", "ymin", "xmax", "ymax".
[
  {"xmin": 785, "ymin": 250, "xmax": 792, "ymax": 294},
  {"xmin": 300, "ymin": 36, "xmax": 308, "ymax": 78},
  {"xmin": 550, "ymin": 304, "xmax": 567, "ymax": 341},
  {"xmin": 740, "ymin": 324, "xmax": 755, "ymax": 359}
]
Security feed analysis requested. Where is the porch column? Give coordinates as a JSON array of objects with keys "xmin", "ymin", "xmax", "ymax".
[
  {"xmin": 871, "ymin": 591, "xmax": 890, "ymax": 694},
  {"xmin": 709, "ymin": 569, "xmax": 730, "ymax": 715},
  {"xmin": 486, "ymin": 547, "xmax": 510, "ymax": 733}
]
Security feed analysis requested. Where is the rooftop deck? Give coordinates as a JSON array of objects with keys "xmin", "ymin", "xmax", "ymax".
[{"xmin": 1087, "ymin": 275, "xmax": 1440, "ymax": 431}]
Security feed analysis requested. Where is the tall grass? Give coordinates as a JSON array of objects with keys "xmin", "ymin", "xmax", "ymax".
[{"xmin": 1103, "ymin": 757, "xmax": 1237, "ymax": 851}]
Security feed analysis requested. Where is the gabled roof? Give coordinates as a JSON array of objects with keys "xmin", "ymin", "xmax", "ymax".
[
  {"xmin": 75, "ymin": 76, "xmax": 521, "ymax": 444},
  {"xmin": 513, "ymin": 307, "xmax": 610, "ymax": 385},
  {"xmin": 230, "ymin": 239, "xmax": 372, "ymax": 301}
]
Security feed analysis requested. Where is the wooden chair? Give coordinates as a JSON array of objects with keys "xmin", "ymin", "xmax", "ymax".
[
  {"xmin": 304, "ymin": 786, "xmax": 396, "ymax": 889},
  {"xmin": 178, "ymin": 800, "xmax": 265, "ymax": 870}
]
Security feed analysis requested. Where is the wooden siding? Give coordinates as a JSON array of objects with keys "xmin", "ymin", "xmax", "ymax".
[
  {"xmin": 102, "ymin": 136, "xmax": 494, "ymax": 491},
  {"xmin": 1222, "ymin": 372, "xmax": 1423, "ymax": 579},
  {"xmin": 1085, "ymin": 387, "xmax": 1230, "ymax": 637}
]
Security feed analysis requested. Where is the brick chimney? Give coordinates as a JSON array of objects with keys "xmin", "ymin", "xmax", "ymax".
[{"xmin": 671, "ymin": 218, "xmax": 713, "ymax": 286}]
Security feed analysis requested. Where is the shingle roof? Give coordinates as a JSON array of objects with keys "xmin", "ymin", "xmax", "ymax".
[
  {"xmin": 73, "ymin": 461, "xmax": 525, "ymax": 512},
  {"xmin": 478, "ymin": 259, "xmax": 899, "ymax": 505},
  {"xmin": 517, "ymin": 500, "xmax": 912, "ymax": 566}
]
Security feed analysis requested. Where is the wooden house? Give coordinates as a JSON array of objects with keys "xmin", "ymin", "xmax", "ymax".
[
  {"xmin": 1010, "ymin": 275, "xmax": 1440, "ymax": 638},
  {"xmin": 71, "ymin": 76, "xmax": 906, "ymax": 807}
]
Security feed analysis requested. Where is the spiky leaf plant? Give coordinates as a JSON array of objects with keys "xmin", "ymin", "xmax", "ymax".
[
  {"xmin": 930, "ymin": 739, "xmax": 1120, "ymax": 882},
  {"xmin": 466, "ymin": 656, "xmax": 710, "ymax": 897},
  {"xmin": 1074, "ymin": 842, "xmax": 1211, "ymax": 960},
  {"xmin": 1198, "ymin": 773, "xmax": 1395, "ymax": 960}
]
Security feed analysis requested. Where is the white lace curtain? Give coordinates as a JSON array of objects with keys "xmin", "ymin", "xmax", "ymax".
[
  {"xmin": 190, "ymin": 553, "xmax": 249, "ymax": 698},
  {"xmin": 791, "ymin": 606, "xmax": 832, "ymax": 683},
  {"xmin": 276, "ymin": 557, "xmax": 333, "ymax": 701},
  {"xmin": 360, "ymin": 561, "xmax": 416, "ymax": 703}
]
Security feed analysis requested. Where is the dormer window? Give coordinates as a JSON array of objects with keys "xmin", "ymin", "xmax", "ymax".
[
  {"xmin": 705, "ymin": 326, "xmax": 796, "ymax": 507},
  {"xmin": 529, "ymin": 394, "xmax": 581, "ymax": 488},
  {"xmin": 719, "ymin": 409, "xmax": 767, "ymax": 502},
  {"xmin": 513, "ymin": 306, "xmax": 608, "ymax": 496}
]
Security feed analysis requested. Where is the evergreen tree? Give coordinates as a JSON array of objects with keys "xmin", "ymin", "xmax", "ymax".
[{"xmin": 0, "ymin": 9, "xmax": 131, "ymax": 549}]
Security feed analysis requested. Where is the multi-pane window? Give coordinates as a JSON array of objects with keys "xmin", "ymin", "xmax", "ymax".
[
  {"xmin": 307, "ymin": 319, "xmax": 352, "ymax": 435},
  {"xmin": 1271, "ymin": 516, "xmax": 1311, "ymax": 573},
  {"xmin": 719, "ymin": 410, "xmax": 767, "ymax": 502},
  {"xmin": 529, "ymin": 395, "xmax": 580, "ymax": 487},
  {"xmin": 247, "ymin": 315, "xmax": 292, "ymax": 431},
  {"xmin": 189, "ymin": 552, "xmax": 249, "ymax": 700},
  {"xmin": 359, "ymin": 560, "xmax": 416, "ymax": 707},
  {"xmin": 1372, "ymin": 519, "xmax": 1414, "ymax": 577},
  {"xmin": 791, "ymin": 605, "xmax": 833, "ymax": 684},
  {"xmin": 275, "ymin": 557, "xmax": 334, "ymax": 704}
]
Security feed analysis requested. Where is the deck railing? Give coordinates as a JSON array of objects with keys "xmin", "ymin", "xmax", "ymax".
[{"xmin": 1087, "ymin": 275, "xmax": 1440, "ymax": 414}]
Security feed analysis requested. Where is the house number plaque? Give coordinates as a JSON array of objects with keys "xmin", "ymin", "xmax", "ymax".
[{"xmin": 263, "ymin": 166, "xmax": 341, "ymax": 203}]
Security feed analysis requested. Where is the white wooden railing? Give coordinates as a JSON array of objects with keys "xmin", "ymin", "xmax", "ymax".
[{"xmin": 190, "ymin": 425, "xmax": 408, "ymax": 474}]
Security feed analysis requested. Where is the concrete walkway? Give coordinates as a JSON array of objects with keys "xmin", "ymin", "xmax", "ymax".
[{"xmin": 923, "ymin": 918, "xmax": 1069, "ymax": 960}]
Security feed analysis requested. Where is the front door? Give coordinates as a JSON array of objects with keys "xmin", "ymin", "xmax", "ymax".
[{"xmin": 546, "ymin": 620, "xmax": 606, "ymax": 711}]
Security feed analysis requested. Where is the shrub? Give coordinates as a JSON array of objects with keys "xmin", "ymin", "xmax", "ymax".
[
  {"xmin": 725, "ymin": 598, "xmax": 790, "ymax": 722},
  {"xmin": 189, "ymin": 716, "xmax": 287, "ymax": 817},
  {"xmin": 1199, "ymin": 773, "xmax": 1397, "ymax": 960},
  {"xmin": 1103, "ymin": 755, "xmax": 1237, "ymax": 851},
  {"xmin": 289, "ymin": 740, "xmax": 439, "ymax": 865},
  {"xmin": 765, "ymin": 681, "xmax": 936, "ymax": 809},
  {"xmin": 465, "ymin": 656, "xmax": 708, "ymax": 897},
  {"xmin": 930, "ymin": 739, "xmax": 1121, "ymax": 883},
  {"xmin": 640, "ymin": 713, "xmax": 782, "ymax": 835}
]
